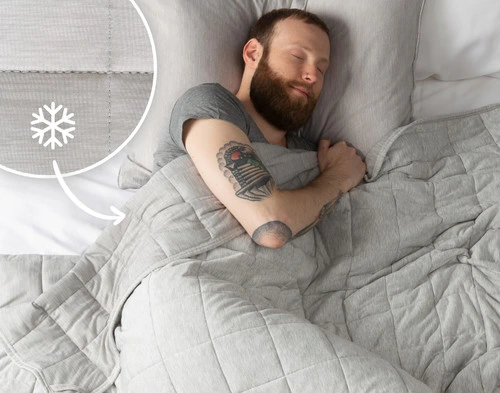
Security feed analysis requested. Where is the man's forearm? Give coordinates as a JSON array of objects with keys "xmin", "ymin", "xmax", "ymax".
[
  {"xmin": 251, "ymin": 192, "xmax": 343, "ymax": 247},
  {"xmin": 252, "ymin": 177, "xmax": 345, "ymax": 248},
  {"xmin": 217, "ymin": 140, "xmax": 345, "ymax": 248},
  {"xmin": 184, "ymin": 118, "xmax": 365, "ymax": 250},
  {"xmin": 292, "ymin": 194, "xmax": 342, "ymax": 238}
]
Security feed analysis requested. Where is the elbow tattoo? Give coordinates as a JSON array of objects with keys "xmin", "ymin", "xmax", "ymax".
[
  {"xmin": 252, "ymin": 221, "xmax": 292, "ymax": 247},
  {"xmin": 217, "ymin": 141, "xmax": 275, "ymax": 201},
  {"xmin": 252, "ymin": 196, "xmax": 342, "ymax": 247}
]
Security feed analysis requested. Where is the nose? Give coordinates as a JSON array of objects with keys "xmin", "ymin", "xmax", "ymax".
[{"xmin": 302, "ymin": 64, "xmax": 318, "ymax": 84}]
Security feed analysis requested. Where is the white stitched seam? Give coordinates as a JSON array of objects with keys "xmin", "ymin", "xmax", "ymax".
[{"xmin": 0, "ymin": 70, "xmax": 152, "ymax": 74}]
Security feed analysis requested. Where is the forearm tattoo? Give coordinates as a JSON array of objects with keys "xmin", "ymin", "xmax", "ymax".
[{"xmin": 217, "ymin": 141, "xmax": 275, "ymax": 201}]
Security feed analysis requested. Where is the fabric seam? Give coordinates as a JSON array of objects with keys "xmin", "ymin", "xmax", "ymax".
[
  {"xmin": 107, "ymin": 0, "xmax": 112, "ymax": 154},
  {"xmin": 240, "ymin": 356, "xmax": 362, "ymax": 393},
  {"xmin": 147, "ymin": 274, "xmax": 179, "ymax": 393},
  {"xmin": 468, "ymin": 264, "xmax": 489, "ymax": 380},
  {"xmin": 410, "ymin": 0, "xmax": 427, "ymax": 121},
  {"xmin": 427, "ymin": 273, "xmax": 449, "ymax": 378},
  {"xmin": 253, "ymin": 304, "xmax": 294, "ymax": 393},
  {"xmin": 444, "ymin": 118, "xmax": 484, "ymax": 213},
  {"xmin": 384, "ymin": 276, "xmax": 404, "ymax": 368},
  {"xmin": 197, "ymin": 261, "xmax": 233, "ymax": 392},
  {"xmin": 0, "ymin": 70, "xmax": 153, "ymax": 74}
]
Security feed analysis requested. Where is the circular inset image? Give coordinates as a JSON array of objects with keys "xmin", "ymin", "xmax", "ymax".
[{"xmin": 0, "ymin": 0, "xmax": 156, "ymax": 177}]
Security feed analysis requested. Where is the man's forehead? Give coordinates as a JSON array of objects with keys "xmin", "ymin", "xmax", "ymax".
[
  {"xmin": 274, "ymin": 17, "xmax": 327, "ymax": 35},
  {"xmin": 271, "ymin": 19, "xmax": 330, "ymax": 59}
]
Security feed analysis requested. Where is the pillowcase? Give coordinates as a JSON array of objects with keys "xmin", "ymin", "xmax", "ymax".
[
  {"xmin": 415, "ymin": 0, "xmax": 500, "ymax": 81},
  {"xmin": 119, "ymin": 0, "xmax": 425, "ymax": 189},
  {"xmin": 119, "ymin": 0, "xmax": 305, "ymax": 188},
  {"xmin": 300, "ymin": 0, "xmax": 425, "ymax": 157}
]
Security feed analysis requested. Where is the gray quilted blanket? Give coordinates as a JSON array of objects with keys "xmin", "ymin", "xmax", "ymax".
[{"xmin": 1, "ymin": 104, "xmax": 500, "ymax": 393}]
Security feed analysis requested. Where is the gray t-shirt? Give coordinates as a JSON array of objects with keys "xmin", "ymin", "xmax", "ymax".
[{"xmin": 153, "ymin": 83, "xmax": 315, "ymax": 172}]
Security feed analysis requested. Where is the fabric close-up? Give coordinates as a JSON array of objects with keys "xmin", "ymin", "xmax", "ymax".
[
  {"xmin": 0, "ymin": 0, "xmax": 154, "ymax": 176},
  {"xmin": 0, "ymin": 0, "xmax": 500, "ymax": 392}
]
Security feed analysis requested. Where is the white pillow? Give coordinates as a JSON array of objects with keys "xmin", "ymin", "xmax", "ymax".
[
  {"xmin": 119, "ymin": 0, "xmax": 425, "ymax": 189},
  {"xmin": 300, "ymin": 0, "xmax": 425, "ymax": 159},
  {"xmin": 119, "ymin": 0, "xmax": 305, "ymax": 188},
  {"xmin": 415, "ymin": 0, "xmax": 500, "ymax": 81}
]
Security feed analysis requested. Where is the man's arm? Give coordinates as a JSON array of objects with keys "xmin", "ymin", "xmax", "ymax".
[{"xmin": 183, "ymin": 118, "xmax": 366, "ymax": 248}]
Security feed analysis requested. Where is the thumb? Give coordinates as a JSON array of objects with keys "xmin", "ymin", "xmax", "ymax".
[
  {"xmin": 317, "ymin": 139, "xmax": 330, "ymax": 173},
  {"xmin": 318, "ymin": 139, "xmax": 330, "ymax": 151}
]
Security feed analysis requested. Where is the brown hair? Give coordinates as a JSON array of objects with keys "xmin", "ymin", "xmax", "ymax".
[{"xmin": 248, "ymin": 8, "xmax": 330, "ymax": 52}]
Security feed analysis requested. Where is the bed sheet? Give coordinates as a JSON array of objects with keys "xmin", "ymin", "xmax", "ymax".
[
  {"xmin": 412, "ymin": 0, "xmax": 500, "ymax": 119},
  {"xmin": 0, "ymin": 151, "xmax": 135, "ymax": 255},
  {"xmin": 412, "ymin": 74, "xmax": 500, "ymax": 119}
]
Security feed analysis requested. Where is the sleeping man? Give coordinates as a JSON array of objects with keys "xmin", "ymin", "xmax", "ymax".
[{"xmin": 153, "ymin": 8, "xmax": 366, "ymax": 248}]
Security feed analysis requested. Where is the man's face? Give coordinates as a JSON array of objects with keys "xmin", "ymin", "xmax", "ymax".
[{"xmin": 250, "ymin": 18, "xmax": 330, "ymax": 132}]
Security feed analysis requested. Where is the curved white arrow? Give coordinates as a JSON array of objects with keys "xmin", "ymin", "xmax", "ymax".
[{"xmin": 53, "ymin": 160, "xmax": 126, "ymax": 225}]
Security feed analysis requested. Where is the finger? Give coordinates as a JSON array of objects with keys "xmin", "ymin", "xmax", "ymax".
[{"xmin": 318, "ymin": 139, "xmax": 330, "ymax": 150}]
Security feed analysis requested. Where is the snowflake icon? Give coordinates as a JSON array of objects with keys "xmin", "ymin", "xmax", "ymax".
[{"xmin": 31, "ymin": 102, "xmax": 76, "ymax": 149}]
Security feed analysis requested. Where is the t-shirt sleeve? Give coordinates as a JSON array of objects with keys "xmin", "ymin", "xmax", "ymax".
[
  {"xmin": 170, "ymin": 83, "xmax": 249, "ymax": 150},
  {"xmin": 153, "ymin": 84, "xmax": 249, "ymax": 172}
]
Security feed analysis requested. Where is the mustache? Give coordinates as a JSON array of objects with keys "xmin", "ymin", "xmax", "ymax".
[{"xmin": 289, "ymin": 83, "xmax": 314, "ymax": 98}]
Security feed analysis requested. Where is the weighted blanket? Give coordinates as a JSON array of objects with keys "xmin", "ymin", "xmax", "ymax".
[{"xmin": 1, "ymin": 104, "xmax": 500, "ymax": 393}]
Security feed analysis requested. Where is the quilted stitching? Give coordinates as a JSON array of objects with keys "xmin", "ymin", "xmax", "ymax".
[{"xmin": 2, "ymin": 106, "xmax": 500, "ymax": 392}]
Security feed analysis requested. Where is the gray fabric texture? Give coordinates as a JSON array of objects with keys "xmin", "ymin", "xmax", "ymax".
[
  {"xmin": 153, "ymin": 83, "xmax": 315, "ymax": 171},
  {"xmin": 118, "ymin": 0, "xmax": 425, "ymax": 189},
  {"xmin": 0, "ymin": 255, "xmax": 114, "ymax": 393},
  {"xmin": 0, "ymin": 0, "xmax": 153, "ymax": 175},
  {"xmin": 1, "ymin": 104, "xmax": 500, "ymax": 392}
]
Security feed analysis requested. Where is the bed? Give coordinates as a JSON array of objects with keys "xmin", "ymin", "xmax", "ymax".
[{"xmin": 1, "ymin": 0, "xmax": 499, "ymax": 392}]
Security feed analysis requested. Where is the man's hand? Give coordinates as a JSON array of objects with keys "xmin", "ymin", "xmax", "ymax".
[{"xmin": 317, "ymin": 139, "xmax": 366, "ymax": 193}]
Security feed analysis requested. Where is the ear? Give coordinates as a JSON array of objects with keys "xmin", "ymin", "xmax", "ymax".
[{"xmin": 242, "ymin": 38, "xmax": 263, "ymax": 70}]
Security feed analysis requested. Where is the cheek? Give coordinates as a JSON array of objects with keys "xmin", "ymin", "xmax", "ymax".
[
  {"xmin": 314, "ymin": 80, "xmax": 324, "ymax": 96},
  {"xmin": 270, "ymin": 58, "xmax": 300, "ymax": 80},
  {"xmin": 277, "ymin": 66, "xmax": 298, "ymax": 82}
]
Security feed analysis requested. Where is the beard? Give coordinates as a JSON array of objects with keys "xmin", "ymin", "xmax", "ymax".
[{"xmin": 250, "ymin": 54, "xmax": 318, "ymax": 133}]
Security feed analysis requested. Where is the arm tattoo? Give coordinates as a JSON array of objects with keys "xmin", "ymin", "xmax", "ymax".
[
  {"xmin": 217, "ymin": 141, "xmax": 275, "ymax": 201},
  {"xmin": 252, "ymin": 221, "xmax": 292, "ymax": 245},
  {"xmin": 216, "ymin": 141, "xmax": 344, "ymax": 245}
]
